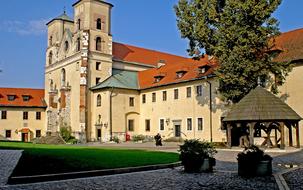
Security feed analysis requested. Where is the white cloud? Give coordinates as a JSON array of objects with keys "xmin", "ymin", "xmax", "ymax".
[{"xmin": 0, "ymin": 19, "xmax": 49, "ymax": 35}]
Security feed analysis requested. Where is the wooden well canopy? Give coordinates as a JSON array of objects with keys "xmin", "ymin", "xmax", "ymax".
[{"xmin": 223, "ymin": 86, "xmax": 302, "ymax": 149}]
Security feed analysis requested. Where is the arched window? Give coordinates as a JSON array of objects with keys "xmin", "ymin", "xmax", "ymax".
[
  {"xmin": 61, "ymin": 68, "xmax": 66, "ymax": 87},
  {"xmin": 77, "ymin": 19, "xmax": 81, "ymax": 30},
  {"xmin": 50, "ymin": 79, "xmax": 54, "ymax": 91},
  {"xmin": 77, "ymin": 37, "xmax": 81, "ymax": 52},
  {"xmin": 96, "ymin": 18, "xmax": 102, "ymax": 30},
  {"xmin": 49, "ymin": 36, "xmax": 53, "ymax": 46},
  {"xmin": 97, "ymin": 94, "xmax": 101, "ymax": 107},
  {"xmin": 64, "ymin": 41, "xmax": 69, "ymax": 51},
  {"xmin": 48, "ymin": 51, "xmax": 53, "ymax": 65},
  {"xmin": 96, "ymin": 37, "xmax": 102, "ymax": 51}
]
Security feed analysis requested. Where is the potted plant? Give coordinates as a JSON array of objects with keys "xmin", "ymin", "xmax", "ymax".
[
  {"xmin": 237, "ymin": 145, "xmax": 272, "ymax": 177},
  {"xmin": 179, "ymin": 139, "xmax": 217, "ymax": 173}
]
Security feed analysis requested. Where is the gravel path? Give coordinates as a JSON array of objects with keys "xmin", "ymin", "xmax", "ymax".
[
  {"xmin": 0, "ymin": 150, "xmax": 22, "ymax": 186},
  {"xmin": 0, "ymin": 168, "xmax": 278, "ymax": 190},
  {"xmin": 283, "ymin": 168, "xmax": 303, "ymax": 190}
]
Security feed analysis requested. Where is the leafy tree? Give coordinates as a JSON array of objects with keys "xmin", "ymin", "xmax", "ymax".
[{"xmin": 175, "ymin": 0, "xmax": 291, "ymax": 103}]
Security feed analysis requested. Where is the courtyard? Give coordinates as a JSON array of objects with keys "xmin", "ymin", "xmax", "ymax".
[{"xmin": 0, "ymin": 142, "xmax": 302, "ymax": 190}]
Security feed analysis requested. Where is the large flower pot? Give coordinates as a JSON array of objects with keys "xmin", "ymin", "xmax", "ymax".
[
  {"xmin": 238, "ymin": 160, "xmax": 272, "ymax": 177},
  {"xmin": 200, "ymin": 158, "xmax": 216, "ymax": 172}
]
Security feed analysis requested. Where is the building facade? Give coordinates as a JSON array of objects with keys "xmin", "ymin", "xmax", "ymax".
[
  {"xmin": 1, "ymin": 0, "xmax": 303, "ymax": 145},
  {"xmin": 0, "ymin": 88, "xmax": 46, "ymax": 142}
]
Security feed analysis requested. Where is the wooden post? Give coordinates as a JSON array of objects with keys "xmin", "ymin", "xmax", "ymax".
[
  {"xmin": 227, "ymin": 124, "xmax": 232, "ymax": 148},
  {"xmin": 274, "ymin": 129, "xmax": 278, "ymax": 147},
  {"xmin": 296, "ymin": 122, "xmax": 300, "ymax": 148},
  {"xmin": 289, "ymin": 123, "xmax": 293, "ymax": 147},
  {"xmin": 249, "ymin": 123, "xmax": 254, "ymax": 146},
  {"xmin": 280, "ymin": 123, "xmax": 285, "ymax": 149}
]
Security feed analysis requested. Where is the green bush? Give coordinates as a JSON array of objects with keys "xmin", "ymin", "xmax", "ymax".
[
  {"xmin": 60, "ymin": 126, "xmax": 75, "ymax": 142},
  {"xmin": 132, "ymin": 135, "xmax": 145, "ymax": 142},
  {"xmin": 164, "ymin": 137, "xmax": 184, "ymax": 143},
  {"xmin": 179, "ymin": 139, "xmax": 217, "ymax": 173},
  {"xmin": 112, "ymin": 136, "xmax": 120, "ymax": 144}
]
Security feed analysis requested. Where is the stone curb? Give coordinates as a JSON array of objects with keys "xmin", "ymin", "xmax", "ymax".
[
  {"xmin": 274, "ymin": 165, "xmax": 303, "ymax": 190},
  {"xmin": 8, "ymin": 162, "xmax": 181, "ymax": 185}
]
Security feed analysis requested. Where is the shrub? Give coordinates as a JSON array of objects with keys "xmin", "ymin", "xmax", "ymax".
[
  {"xmin": 60, "ymin": 126, "xmax": 76, "ymax": 143},
  {"xmin": 112, "ymin": 136, "xmax": 120, "ymax": 144},
  {"xmin": 179, "ymin": 139, "xmax": 217, "ymax": 172},
  {"xmin": 164, "ymin": 137, "xmax": 184, "ymax": 143},
  {"xmin": 237, "ymin": 145, "xmax": 272, "ymax": 177},
  {"xmin": 132, "ymin": 135, "xmax": 145, "ymax": 142}
]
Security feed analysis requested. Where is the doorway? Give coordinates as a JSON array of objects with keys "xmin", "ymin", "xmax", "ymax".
[
  {"xmin": 22, "ymin": 133, "xmax": 29, "ymax": 142},
  {"xmin": 175, "ymin": 125, "xmax": 181, "ymax": 137},
  {"xmin": 97, "ymin": 129, "xmax": 101, "ymax": 141}
]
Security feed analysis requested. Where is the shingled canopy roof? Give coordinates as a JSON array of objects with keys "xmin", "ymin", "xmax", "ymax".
[{"xmin": 223, "ymin": 86, "xmax": 302, "ymax": 122}]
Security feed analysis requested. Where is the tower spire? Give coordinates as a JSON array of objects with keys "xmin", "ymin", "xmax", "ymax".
[{"xmin": 63, "ymin": 6, "xmax": 66, "ymax": 14}]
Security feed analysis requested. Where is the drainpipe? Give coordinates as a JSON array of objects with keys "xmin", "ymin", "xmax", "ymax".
[
  {"xmin": 109, "ymin": 87, "xmax": 114, "ymax": 141},
  {"xmin": 206, "ymin": 80, "xmax": 213, "ymax": 142}
]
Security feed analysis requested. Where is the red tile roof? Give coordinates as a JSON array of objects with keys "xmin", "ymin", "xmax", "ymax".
[
  {"xmin": 273, "ymin": 28, "xmax": 303, "ymax": 63},
  {"xmin": 112, "ymin": 42, "xmax": 217, "ymax": 89},
  {"xmin": 113, "ymin": 42, "xmax": 205, "ymax": 67},
  {"xmin": 138, "ymin": 57, "xmax": 217, "ymax": 89},
  {"xmin": 0, "ymin": 88, "xmax": 46, "ymax": 108}
]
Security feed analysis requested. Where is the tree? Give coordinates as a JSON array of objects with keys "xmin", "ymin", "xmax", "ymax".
[{"xmin": 175, "ymin": 0, "xmax": 291, "ymax": 103}]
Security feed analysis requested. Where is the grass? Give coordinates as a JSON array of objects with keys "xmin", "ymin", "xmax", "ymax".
[{"xmin": 0, "ymin": 142, "xmax": 179, "ymax": 177}]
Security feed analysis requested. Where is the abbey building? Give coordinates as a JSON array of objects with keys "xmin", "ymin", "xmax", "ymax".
[{"xmin": 0, "ymin": 0, "xmax": 303, "ymax": 147}]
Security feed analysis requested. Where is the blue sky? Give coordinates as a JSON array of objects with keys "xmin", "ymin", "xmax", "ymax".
[{"xmin": 0, "ymin": 0, "xmax": 302, "ymax": 88}]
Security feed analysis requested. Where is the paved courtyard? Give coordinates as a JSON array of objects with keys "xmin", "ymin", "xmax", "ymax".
[{"xmin": 0, "ymin": 143, "xmax": 302, "ymax": 190}]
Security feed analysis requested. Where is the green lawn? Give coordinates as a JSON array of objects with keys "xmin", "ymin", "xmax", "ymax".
[{"xmin": 0, "ymin": 142, "xmax": 179, "ymax": 176}]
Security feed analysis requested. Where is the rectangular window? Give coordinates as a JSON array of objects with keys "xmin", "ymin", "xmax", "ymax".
[
  {"xmin": 96, "ymin": 78, "xmax": 101, "ymax": 85},
  {"xmin": 145, "ymin": 120, "xmax": 151, "ymax": 132},
  {"xmin": 1, "ymin": 111, "xmax": 7, "ymax": 119},
  {"xmin": 160, "ymin": 119, "xmax": 165, "ymax": 131},
  {"xmin": 152, "ymin": 93, "xmax": 156, "ymax": 102},
  {"xmin": 36, "ymin": 112, "xmax": 41, "ymax": 120},
  {"xmin": 22, "ymin": 95, "xmax": 30, "ymax": 102},
  {"xmin": 142, "ymin": 94, "xmax": 146, "ymax": 104},
  {"xmin": 129, "ymin": 97, "xmax": 134, "ymax": 107},
  {"xmin": 23, "ymin": 112, "xmax": 28, "ymax": 120},
  {"xmin": 5, "ymin": 130, "xmax": 11, "ymax": 138},
  {"xmin": 198, "ymin": 118, "xmax": 203, "ymax": 131},
  {"xmin": 174, "ymin": 89, "xmax": 179, "ymax": 100},
  {"xmin": 96, "ymin": 62, "xmax": 101, "ymax": 70},
  {"xmin": 8, "ymin": 95, "xmax": 15, "ymax": 101},
  {"xmin": 36, "ymin": 130, "xmax": 41, "ymax": 138},
  {"xmin": 196, "ymin": 85, "xmax": 203, "ymax": 96},
  {"xmin": 162, "ymin": 91, "xmax": 167, "ymax": 101},
  {"xmin": 187, "ymin": 87, "xmax": 191, "ymax": 98},
  {"xmin": 187, "ymin": 118, "xmax": 192, "ymax": 131},
  {"xmin": 128, "ymin": 120, "xmax": 134, "ymax": 131}
]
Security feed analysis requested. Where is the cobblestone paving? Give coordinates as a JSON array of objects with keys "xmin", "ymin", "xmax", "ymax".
[
  {"xmin": 283, "ymin": 168, "xmax": 303, "ymax": 190},
  {"xmin": 0, "ymin": 150, "xmax": 22, "ymax": 186},
  {"xmin": 0, "ymin": 168, "xmax": 278, "ymax": 190}
]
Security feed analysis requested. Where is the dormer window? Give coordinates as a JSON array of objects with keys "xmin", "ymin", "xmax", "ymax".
[
  {"xmin": 176, "ymin": 70, "xmax": 187, "ymax": 79},
  {"xmin": 154, "ymin": 74, "xmax": 165, "ymax": 83},
  {"xmin": 198, "ymin": 65, "xmax": 210, "ymax": 74},
  {"xmin": 7, "ymin": 95, "xmax": 16, "ymax": 101},
  {"xmin": 22, "ymin": 95, "xmax": 31, "ymax": 102}
]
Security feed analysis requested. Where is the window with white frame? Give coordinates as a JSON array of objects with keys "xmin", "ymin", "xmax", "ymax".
[
  {"xmin": 159, "ymin": 119, "xmax": 165, "ymax": 131},
  {"xmin": 187, "ymin": 118, "xmax": 192, "ymax": 131},
  {"xmin": 196, "ymin": 85, "xmax": 203, "ymax": 96},
  {"xmin": 197, "ymin": 118, "xmax": 203, "ymax": 131}
]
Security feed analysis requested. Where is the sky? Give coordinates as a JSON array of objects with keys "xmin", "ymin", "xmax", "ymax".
[{"xmin": 0, "ymin": 0, "xmax": 302, "ymax": 89}]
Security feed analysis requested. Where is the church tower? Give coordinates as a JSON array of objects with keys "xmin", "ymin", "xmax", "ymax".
[{"xmin": 45, "ymin": 0, "xmax": 113, "ymax": 141}]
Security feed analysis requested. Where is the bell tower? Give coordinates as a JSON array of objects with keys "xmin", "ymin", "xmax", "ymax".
[{"xmin": 73, "ymin": 0, "xmax": 114, "ymax": 141}]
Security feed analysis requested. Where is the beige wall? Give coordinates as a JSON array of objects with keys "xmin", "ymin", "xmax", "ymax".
[
  {"xmin": 0, "ymin": 108, "xmax": 46, "ymax": 141},
  {"xmin": 139, "ymin": 79, "xmax": 227, "ymax": 142},
  {"xmin": 279, "ymin": 62, "xmax": 303, "ymax": 144}
]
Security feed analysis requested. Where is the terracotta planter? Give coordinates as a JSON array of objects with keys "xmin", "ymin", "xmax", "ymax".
[
  {"xmin": 183, "ymin": 157, "xmax": 215, "ymax": 173},
  {"xmin": 238, "ymin": 160, "xmax": 272, "ymax": 177},
  {"xmin": 200, "ymin": 158, "xmax": 215, "ymax": 172}
]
